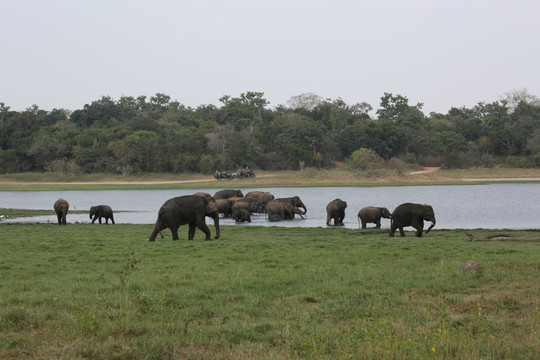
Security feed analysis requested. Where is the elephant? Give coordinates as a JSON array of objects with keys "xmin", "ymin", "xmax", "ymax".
[
  {"xmin": 268, "ymin": 214, "xmax": 282, "ymax": 222},
  {"xmin": 358, "ymin": 206, "xmax": 391, "ymax": 229},
  {"xmin": 193, "ymin": 192, "xmax": 212, "ymax": 197},
  {"xmin": 326, "ymin": 198, "xmax": 347, "ymax": 226},
  {"xmin": 89, "ymin": 205, "xmax": 115, "ymax": 224},
  {"xmin": 214, "ymin": 189, "xmax": 244, "ymax": 199},
  {"xmin": 273, "ymin": 196, "xmax": 307, "ymax": 216},
  {"xmin": 232, "ymin": 207, "xmax": 251, "ymax": 223},
  {"xmin": 232, "ymin": 197, "xmax": 264, "ymax": 213},
  {"xmin": 389, "ymin": 203, "xmax": 436, "ymax": 237},
  {"xmin": 149, "ymin": 195, "xmax": 220, "ymax": 241},
  {"xmin": 53, "ymin": 198, "xmax": 69, "ymax": 225},
  {"xmin": 266, "ymin": 200, "xmax": 305, "ymax": 220},
  {"xmin": 245, "ymin": 191, "xmax": 275, "ymax": 207},
  {"xmin": 215, "ymin": 198, "xmax": 234, "ymax": 217}
]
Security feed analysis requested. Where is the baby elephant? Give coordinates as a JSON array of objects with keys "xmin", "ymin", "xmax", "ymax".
[
  {"xmin": 232, "ymin": 207, "xmax": 251, "ymax": 223},
  {"xmin": 90, "ymin": 205, "xmax": 115, "ymax": 224},
  {"xmin": 358, "ymin": 206, "xmax": 391, "ymax": 229}
]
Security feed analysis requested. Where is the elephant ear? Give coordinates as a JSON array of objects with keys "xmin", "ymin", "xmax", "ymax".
[{"xmin": 203, "ymin": 196, "xmax": 218, "ymax": 215}]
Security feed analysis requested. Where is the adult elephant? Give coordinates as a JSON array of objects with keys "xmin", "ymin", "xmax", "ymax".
[
  {"xmin": 326, "ymin": 198, "xmax": 347, "ymax": 226},
  {"xmin": 232, "ymin": 197, "xmax": 264, "ymax": 213},
  {"xmin": 53, "ymin": 198, "xmax": 69, "ymax": 225},
  {"xmin": 214, "ymin": 189, "xmax": 243, "ymax": 200},
  {"xmin": 149, "ymin": 195, "xmax": 220, "ymax": 241},
  {"xmin": 245, "ymin": 191, "xmax": 275, "ymax": 207},
  {"xmin": 389, "ymin": 203, "xmax": 435, "ymax": 237},
  {"xmin": 231, "ymin": 198, "xmax": 260, "ymax": 214},
  {"xmin": 273, "ymin": 196, "xmax": 307, "ymax": 216},
  {"xmin": 266, "ymin": 200, "xmax": 305, "ymax": 220},
  {"xmin": 90, "ymin": 205, "xmax": 115, "ymax": 224},
  {"xmin": 215, "ymin": 198, "xmax": 234, "ymax": 217},
  {"xmin": 358, "ymin": 206, "xmax": 391, "ymax": 229}
]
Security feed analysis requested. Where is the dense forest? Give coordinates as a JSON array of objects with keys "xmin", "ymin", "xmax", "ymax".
[{"xmin": 1, "ymin": 89, "xmax": 540, "ymax": 175}]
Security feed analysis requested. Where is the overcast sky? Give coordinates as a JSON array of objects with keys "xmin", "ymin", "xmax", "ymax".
[{"xmin": 2, "ymin": 0, "xmax": 539, "ymax": 114}]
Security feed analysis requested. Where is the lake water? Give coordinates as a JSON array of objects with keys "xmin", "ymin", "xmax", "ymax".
[{"xmin": 1, "ymin": 183, "xmax": 539, "ymax": 230}]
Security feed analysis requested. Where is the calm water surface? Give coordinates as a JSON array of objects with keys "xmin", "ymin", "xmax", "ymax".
[{"xmin": 1, "ymin": 183, "xmax": 539, "ymax": 230}]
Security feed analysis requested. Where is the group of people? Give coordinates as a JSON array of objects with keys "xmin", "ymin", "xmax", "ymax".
[{"xmin": 214, "ymin": 166, "xmax": 255, "ymax": 180}]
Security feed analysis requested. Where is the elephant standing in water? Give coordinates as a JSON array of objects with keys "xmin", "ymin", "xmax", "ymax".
[
  {"xmin": 389, "ymin": 203, "xmax": 435, "ymax": 237},
  {"xmin": 214, "ymin": 189, "xmax": 244, "ymax": 200},
  {"xmin": 326, "ymin": 198, "xmax": 347, "ymax": 226},
  {"xmin": 245, "ymin": 191, "xmax": 275, "ymax": 208},
  {"xmin": 53, "ymin": 198, "xmax": 69, "ymax": 225},
  {"xmin": 273, "ymin": 196, "xmax": 307, "ymax": 216},
  {"xmin": 149, "ymin": 195, "xmax": 220, "ymax": 241},
  {"xmin": 266, "ymin": 200, "xmax": 305, "ymax": 220},
  {"xmin": 90, "ymin": 205, "xmax": 115, "ymax": 224},
  {"xmin": 358, "ymin": 206, "xmax": 391, "ymax": 229}
]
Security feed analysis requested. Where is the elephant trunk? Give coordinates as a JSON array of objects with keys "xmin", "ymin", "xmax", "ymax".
[
  {"xmin": 299, "ymin": 205, "xmax": 307, "ymax": 215},
  {"xmin": 426, "ymin": 219, "xmax": 436, "ymax": 233},
  {"xmin": 213, "ymin": 215, "xmax": 220, "ymax": 239}
]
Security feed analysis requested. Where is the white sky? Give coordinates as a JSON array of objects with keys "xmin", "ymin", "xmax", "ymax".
[{"xmin": 1, "ymin": 0, "xmax": 539, "ymax": 114}]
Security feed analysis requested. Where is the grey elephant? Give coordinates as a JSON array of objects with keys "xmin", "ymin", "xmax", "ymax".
[
  {"xmin": 214, "ymin": 189, "xmax": 244, "ymax": 199},
  {"xmin": 89, "ymin": 205, "xmax": 115, "ymax": 224},
  {"xmin": 232, "ymin": 207, "xmax": 251, "ymax": 223},
  {"xmin": 53, "ymin": 198, "xmax": 69, "ymax": 225},
  {"xmin": 149, "ymin": 195, "xmax": 220, "ymax": 241},
  {"xmin": 273, "ymin": 196, "xmax": 307, "ymax": 216},
  {"xmin": 268, "ymin": 214, "xmax": 282, "ymax": 222},
  {"xmin": 232, "ymin": 198, "xmax": 264, "ymax": 213},
  {"xmin": 266, "ymin": 200, "xmax": 305, "ymax": 220},
  {"xmin": 215, "ymin": 198, "xmax": 234, "ymax": 217},
  {"xmin": 389, "ymin": 203, "xmax": 436, "ymax": 237},
  {"xmin": 358, "ymin": 206, "xmax": 391, "ymax": 229},
  {"xmin": 326, "ymin": 198, "xmax": 347, "ymax": 226},
  {"xmin": 245, "ymin": 191, "xmax": 275, "ymax": 207}
]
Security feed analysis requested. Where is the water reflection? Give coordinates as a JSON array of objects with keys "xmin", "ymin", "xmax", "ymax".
[{"xmin": 1, "ymin": 183, "xmax": 539, "ymax": 230}]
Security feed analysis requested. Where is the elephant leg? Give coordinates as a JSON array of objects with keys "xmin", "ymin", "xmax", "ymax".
[
  {"xmin": 99, "ymin": 217, "xmax": 102, "ymax": 224},
  {"xmin": 149, "ymin": 221, "xmax": 167, "ymax": 241},
  {"xmin": 389, "ymin": 224, "xmax": 396, "ymax": 237},
  {"xmin": 196, "ymin": 220, "xmax": 211, "ymax": 240},
  {"xmin": 172, "ymin": 226, "xmax": 181, "ymax": 240},
  {"xmin": 414, "ymin": 219, "xmax": 424, "ymax": 237},
  {"xmin": 111, "ymin": 216, "xmax": 115, "ymax": 225},
  {"xmin": 361, "ymin": 220, "xmax": 367, "ymax": 229},
  {"xmin": 375, "ymin": 219, "xmax": 381, "ymax": 228},
  {"xmin": 188, "ymin": 223, "xmax": 196, "ymax": 240},
  {"xmin": 62, "ymin": 214, "xmax": 67, "ymax": 225},
  {"xmin": 399, "ymin": 227, "xmax": 406, "ymax": 237},
  {"xmin": 105, "ymin": 218, "xmax": 109, "ymax": 224}
]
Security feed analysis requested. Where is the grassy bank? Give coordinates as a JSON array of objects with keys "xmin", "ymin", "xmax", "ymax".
[
  {"xmin": 1, "ymin": 168, "xmax": 540, "ymax": 190},
  {"xmin": 1, "ymin": 224, "xmax": 539, "ymax": 359}
]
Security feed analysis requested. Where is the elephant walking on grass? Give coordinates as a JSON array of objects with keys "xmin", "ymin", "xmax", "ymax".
[
  {"xmin": 389, "ymin": 203, "xmax": 435, "ymax": 237},
  {"xmin": 358, "ymin": 206, "xmax": 391, "ymax": 229},
  {"xmin": 326, "ymin": 198, "xmax": 347, "ymax": 226},
  {"xmin": 54, "ymin": 198, "xmax": 69, "ymax": 225},
  {"xmin": 149, "ymin": 195, "xmax": 220, "ymax": 241},
  {"xmin": 90, "ymin": 205, "xmax": 115, "ymax": 224}
]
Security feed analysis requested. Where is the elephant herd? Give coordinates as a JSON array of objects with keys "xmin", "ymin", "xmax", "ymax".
[{"xmin": 53, "ymin": 189, "xmax": 436, "ymax": 241}]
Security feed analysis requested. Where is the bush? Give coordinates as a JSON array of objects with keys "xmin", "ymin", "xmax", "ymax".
[{"xmin": 346, "ymin": 148, "xmax": 384, "ymax": 171}]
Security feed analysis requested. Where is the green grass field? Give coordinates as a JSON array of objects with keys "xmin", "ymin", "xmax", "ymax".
[{"xmin": 0, "ymin": 224, "xmax": 539, "ymax": 359}]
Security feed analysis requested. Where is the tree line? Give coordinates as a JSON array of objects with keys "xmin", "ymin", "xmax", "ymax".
[{"xmin": 1, "ymin": 89, "xmax": 540, "ymax": 175}]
